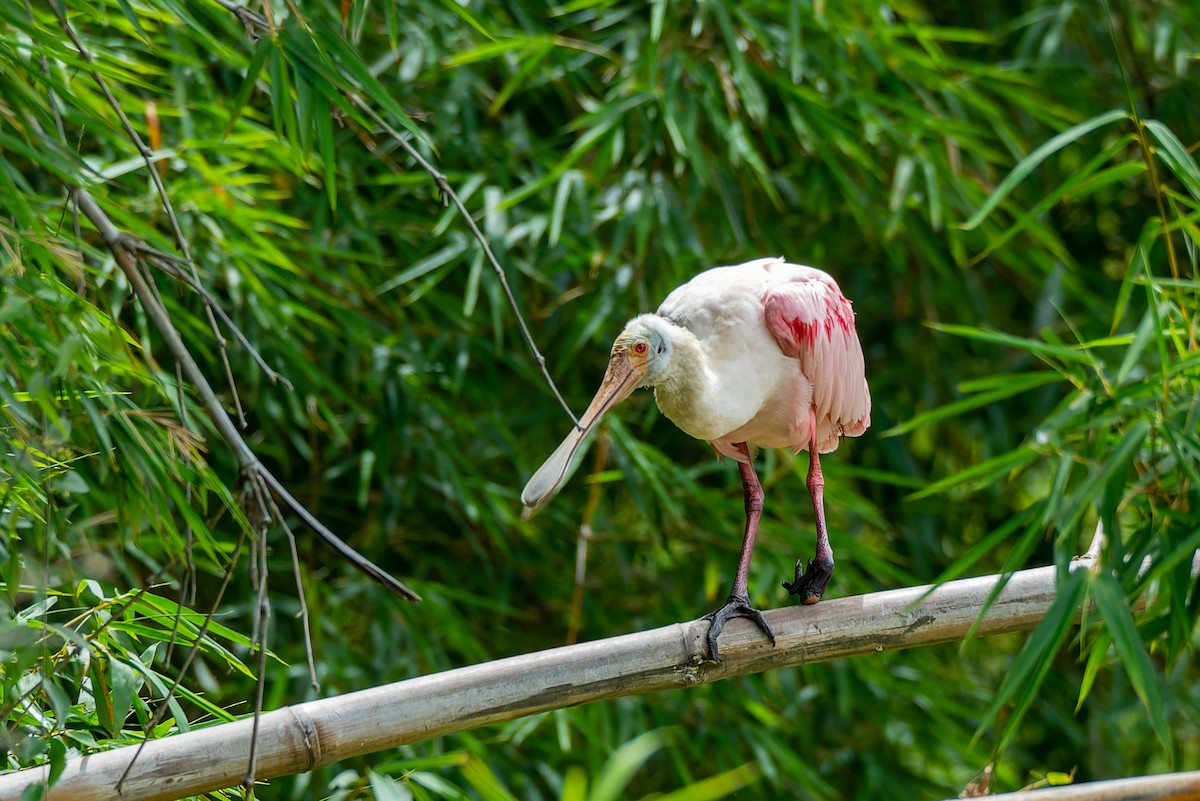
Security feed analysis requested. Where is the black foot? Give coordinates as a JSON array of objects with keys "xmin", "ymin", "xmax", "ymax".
[
  {"xmin": 702, "ymin": 593, "xmax": 776, "ymax": 661},
  {"xmin": 782, "ymin": 557, "xmax": 835, "ymax": 604}
]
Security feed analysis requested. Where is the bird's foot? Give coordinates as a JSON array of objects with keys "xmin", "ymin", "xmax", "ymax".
[
  {"xmin": 702, "ymin": 592, "xmax": 775, "ymax": 661},
  {"xmin": 782, "ymin": 557, "xmax": 834, "ymax": 604}
]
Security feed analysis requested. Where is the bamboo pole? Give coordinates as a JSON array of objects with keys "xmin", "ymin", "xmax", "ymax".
[
  {"xmin": 948, "ymin": 770, "xmax": 1200, "ymax": 800},
  {"xmin": 0, "ymin": 556, "xmax": 1099, "ymax": 801}
]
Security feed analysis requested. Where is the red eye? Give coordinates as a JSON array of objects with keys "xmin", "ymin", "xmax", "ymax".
[{"xmin": 633, "ymin": 341, "xmax": 648, "ymax": 354}]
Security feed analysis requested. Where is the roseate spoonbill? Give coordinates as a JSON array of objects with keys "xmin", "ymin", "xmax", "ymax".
[{"xmin": 522, "ymin": 257, "xmax": 871, "ymax": 659}]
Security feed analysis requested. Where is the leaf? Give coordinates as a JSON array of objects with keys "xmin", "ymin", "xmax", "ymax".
[
  {"xmin": 928, "ymin": 323, "xmax": 1097, "ymax": 365},
  {"xmin": 908, "ymin": 446, "xmax": 1040, "ymax": 501},
  {"xmin": 589, "ymin": 730, "xmax": 666, "ymax": 801},
  {"xmin": 376, "ymin": 238, "xmax": 471, "ymax": 296},
  {"xmin": 113, "ymin": 0, "xmax": 151, "ymax": 44},
  {"xmin": 47, "ymin": 737, "xmax": 67, "ymax": 787},
  {"xmin": 976, "ymin": 570, "xmax": 1087, "ymax": 752},
  {"xmin": 884, "ymin": 372, "xmax": 1061, "ymax": 437},
  {"xmin": 1091, "ymin": 572, "xmax": 1172, "ymax": 753},
  {"xmin": 109, "ymin": 655, "xmax": 139, "ymax": 733},
  {"xmin": 962, "ymin": 108, "xmax": 1129, "ymax": 229},
  {"xmin": 89, "ymin": 657, "xmax": 116, "ymax": 736},
  {"xmin": 647, "ymin": 763, "xmax": 761, "ymax": 801},
  {"xmin": 1144, "ymin": 119, "xmax": 1200, "ymax": 201},
  {"xmin": 223, "ymin": 36, "xmax": 272, "ymax": 139},
  {"xmin": 368, "ymin": 770, "xmax": 415, "ymax": 801},
  {"xmin": 460, "ymin": 756, "xmax": 518, "ymax": 801},
  {"xmin": 437, "ymin": 0, "xmax": 497, "ymax": 41}
]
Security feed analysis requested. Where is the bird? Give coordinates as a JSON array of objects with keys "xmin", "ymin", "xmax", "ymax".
[{"xmin": 521, "ymin": 257, "xmax": 871, "ymax": 660}]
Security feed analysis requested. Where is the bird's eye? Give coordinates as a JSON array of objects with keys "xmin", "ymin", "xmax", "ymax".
[{"xmin": 633, "ymin": 341, "xmax": 649, "ymax": 355}]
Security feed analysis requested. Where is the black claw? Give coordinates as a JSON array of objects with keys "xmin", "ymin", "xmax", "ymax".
[
  {"xmin": 702, "ymin": 593, "xmax": 776, "ymax": 661},
  {"xmin": 782, "ymin": 557, "xmax": 835, "ymax": 604}
]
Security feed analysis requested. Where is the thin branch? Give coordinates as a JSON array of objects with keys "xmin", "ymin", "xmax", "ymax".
[
  {"xmin": 71, "ymin": 187, "xmax": 419, "ymax": 602},
  {"xmin": 269, "ymin": 495, "xmax": 320, "ymax": 692},
  {"xmin": 245, "ymin": 478, "xmax": 272, "ymax": 795},
  {"xmin": 51, "ymin": 5, "xmax": 251, "ymax": 421},
  {"xmin": 344, "ymin": 94, "xmax": 581, "ymax": 429},
  {"xmin": 7, "ymin": 549, "xmax": 1172, "ymax": 801},
  {"xmin": 142, "ymin": 247, "xmax": 293, "ymax": 389}
]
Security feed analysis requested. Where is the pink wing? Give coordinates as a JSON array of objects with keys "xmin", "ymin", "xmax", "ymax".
[{"xmin": 762, "ymin": 275, "xmax": 871, "ymax": 453}]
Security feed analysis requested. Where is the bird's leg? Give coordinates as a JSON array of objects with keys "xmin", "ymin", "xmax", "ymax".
[
  {"xmin": 703, "ymin": 443, "xmax": 776, "ymax": 660},
  {"xmin": 782, "ymin": 444, "xmax": 835, "ymax": 604}
]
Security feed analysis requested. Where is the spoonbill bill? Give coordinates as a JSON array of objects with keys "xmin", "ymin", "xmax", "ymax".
[{"xmin": 522, "ymin": 257, "xmax": 871, "ymax": 659}]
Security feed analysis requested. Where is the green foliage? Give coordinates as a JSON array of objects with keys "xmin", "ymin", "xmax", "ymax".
[{"xmin": 1, "ymin": 0, "xmax": 1197, "ymax": 799}]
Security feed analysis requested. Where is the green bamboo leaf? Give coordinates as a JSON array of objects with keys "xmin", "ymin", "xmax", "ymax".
[
  {"xmin": 488, "ymin": 46, "xmax": 552, "ymax": 117},
  {"xmin": 885, "ymin": 372, "xmax": 1061, "ymax": 436},
  {"xmin": 89, "ymin": 658, "xmax": 116, "ymax": 736},
  {"xmin": 108, "ymin": 655, "xmax": 139, "ymax": 734},
  {"xmin": 589, "ymin": 730, "xmax": 666, "ymax": 801},
  {"xmin": 376, "ymin": 238, "xmax": 470, "ymax": 295},
  {"xmin": 909, "ymin": 446, "xmax": 1040, "ymax": 500},
  {"xmin": 367, "ymin": 770, "xmax": 415, "ymax": 801},
  {"xmin": 976, "ymin": 570, "xmax": 1086, "ymax": 751},
  {"xmin": 967, "ymin": 135, "xmax": 1139, "ymax": 263},
  {"xmin": 1076, "ymin": 627, "xmax": 1111, "ymax": 712},
  {"xmin": 222, "ymin": 37, "xmax": 272, "ymax": 138},
  {"xmin": 112, "ymin": 0, "xmax": 151, "ymax": 44},
  {"xmin": 437, "ymin": 0, "xmax": 497, "ymax": 41},
  {"xmin": 461, "ymin": 756, "xmax": 518, "ymax": 801},
  {"xmin": 296, "ymin": 72, "xmax": 317, "ymax": 157},
  {"xmin": 308, "ymin": 24, "xmax": 428, "ymax": 145},
  {"xmin": 315, "ymin": 91, "xmax": 337, "ymax": 212},
  {"xmin": 444, "ymin": 37, "xmax": 546, "ymax": 68},
  {"xmin": 648, "ymin": 763, "xmax": 761, "ymax": 801},
  {"xmin": 561, "ymin": 766, "xmax": 588, "ymax": 801},
  {"xmin": 1115, "ymin": 305, "xmax": 1159, "ymax": 385},
  {"xmin": 929, "ymin": 323, "xmax": 1096, "ymax": 365},
  {"xmin": 1144, "ymin": 119, "xmax": 1200, "ymax": 201},
  {"xmin": 931, "ymin": 507, "xmax": 1036, "ymax": 586},
  {"xmin": 549, "ymin": 171, "xmax": 578, "ymax": 246},
  {"xmin": 962, "ymin": 512, "xmax": 1053, "ymax": 643},
  {"xmin": 962, "ymin": 108, "xmax": 1129, "ymax": 229},
  {"xmin": 267, "ymin": 40, "xmax": 298, "ymax": 148},
  {"xmin": 1090, "ymin": 572, "xmax": 1172, "ymax": 752}
]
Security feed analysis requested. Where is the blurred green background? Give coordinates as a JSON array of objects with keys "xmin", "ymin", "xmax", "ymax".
[{"xmin": 1, "ymin": 0, "xmax": 1198, "ymax": 798}]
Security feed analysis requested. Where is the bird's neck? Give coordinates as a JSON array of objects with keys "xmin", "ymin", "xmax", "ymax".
[{"xmin": 651, "ymin": 329, "xmax": 712, "ymax": 431}]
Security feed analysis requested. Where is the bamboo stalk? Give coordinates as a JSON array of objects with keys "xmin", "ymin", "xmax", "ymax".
[
  {"xmin": 1, "ymin": 556, "xmax": 1098, "ymax": 801},
  {"xmin": 949, "ymin": 770, "xmax": 1200, "ymax": 800}
]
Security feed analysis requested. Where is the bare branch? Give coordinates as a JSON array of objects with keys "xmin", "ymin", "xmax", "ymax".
[
  {"xmin": 71, "ymin": 187, "xmax": 420, "ymax": 601},
  {"xmin": 142, "ymin": 247, "xmax": 294, "ymax": 390},
  {"xmin": 51, "ymin": 5, "xmax": 252, "ymax": 420},
  {"xmin": 269, "ymin": 494, "xmax": 321, "ymax": 692}
]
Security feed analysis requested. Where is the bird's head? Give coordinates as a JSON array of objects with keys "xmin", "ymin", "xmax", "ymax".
[
  {"xmin": 521, "ymin": 314, "xmax": 677, "ymax": 512},
  {"xmin": 610, "ymin": 314, "xmax": 675, "ymax": 388}
]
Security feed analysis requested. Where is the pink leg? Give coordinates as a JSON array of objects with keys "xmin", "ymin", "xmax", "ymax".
[
  {"xmin": 702, "ymin": 443, "xmax": 776, "ymax": 660},
  {"xmin": 782, "ymin": 443, "xmax": 835, "ymax": 603}
]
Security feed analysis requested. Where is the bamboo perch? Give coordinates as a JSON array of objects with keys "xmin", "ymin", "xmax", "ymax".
[
  {"xmin": 1, "ymin": 554, "xmax": 1109, "ymax": 801},
  {"xmin": 945, "ymin": 770, "xmax": 1200, "ymax": 801}
]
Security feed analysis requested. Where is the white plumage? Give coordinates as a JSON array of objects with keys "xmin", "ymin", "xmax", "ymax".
[{"xmin": 522, "ymin": 258, "xmax": 871, "ymax": 659}]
